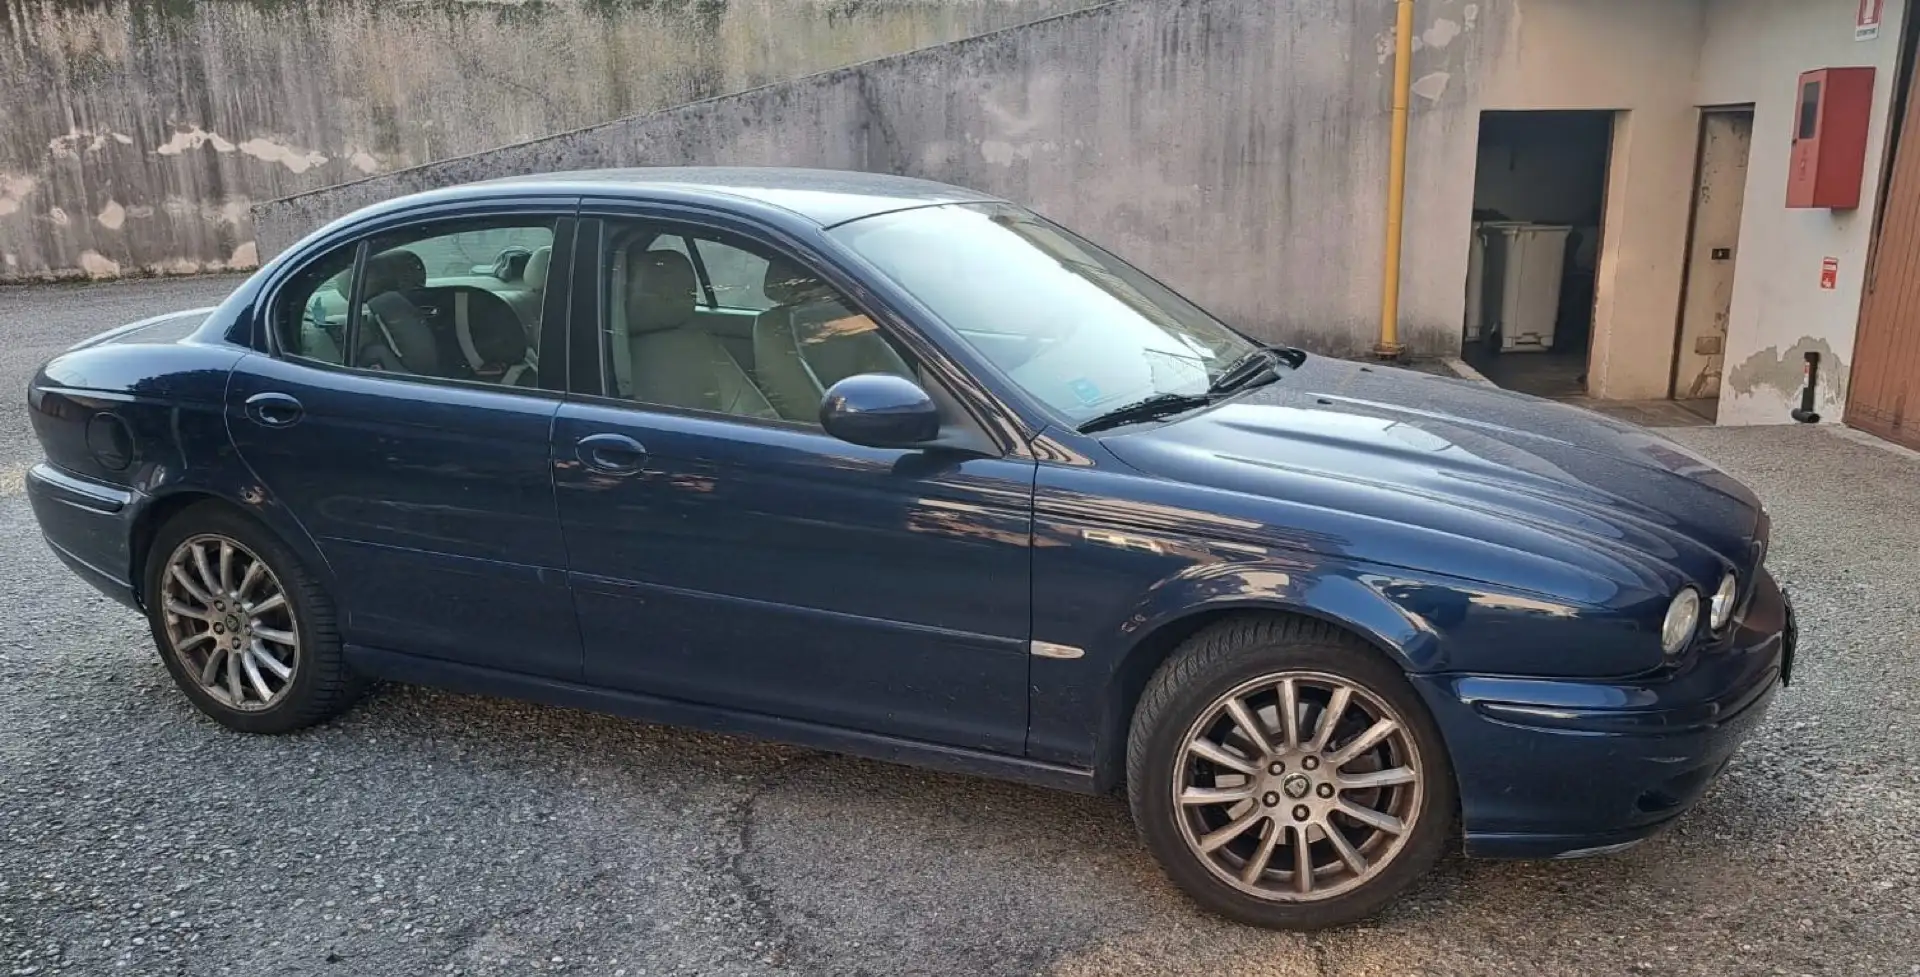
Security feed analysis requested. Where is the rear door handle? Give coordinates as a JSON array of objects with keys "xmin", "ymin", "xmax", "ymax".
[
  {"xmin": 576, "ymin": 433, "xmax": 648, "ymax": 475},
  {"xmin": 244, "ymin": 392, "xmax": 305, "ymax": 428}
]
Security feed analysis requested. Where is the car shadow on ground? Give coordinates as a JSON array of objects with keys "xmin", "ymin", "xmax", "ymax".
[{"xmin": 270, "ymin": 677, "xmax": 1818, "ymax": 966}]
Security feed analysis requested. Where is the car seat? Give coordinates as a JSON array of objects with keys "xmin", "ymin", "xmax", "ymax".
[{"xmin": 752, "ymin": 257, "xmax": 913, "ymax": 422}]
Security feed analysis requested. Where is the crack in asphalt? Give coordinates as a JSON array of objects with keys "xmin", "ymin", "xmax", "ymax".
[
  {"xmin": 708, "ymin": 755, "xmax": 825, "ymax": 973},
  {"xmin": 5, "ymin": 277, "xmax": 1920, "ymax": 977}
]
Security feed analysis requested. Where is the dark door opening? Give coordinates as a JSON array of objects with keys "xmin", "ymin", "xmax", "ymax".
[{"xmin": 1462, "ymin": 110, "xmax": 1614, "ymax": 400}]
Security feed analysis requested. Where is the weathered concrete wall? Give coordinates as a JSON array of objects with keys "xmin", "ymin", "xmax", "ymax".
[
  {"xmin": 0, "ymin": 0, "xmax": 1089, "ymax": 282},
  {"xmin": 1699, "ymin": 0, "xmax": 1909, "ymax": 428},
  {"xmin": 1481, "ymin": 0, "xmax": 1710, "ymax": 402},
  {"xmin": 257, "ymin": 0, "xmax": 1497, "ymax": 359}
]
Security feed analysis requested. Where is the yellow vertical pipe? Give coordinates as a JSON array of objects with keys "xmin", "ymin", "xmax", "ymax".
[{"xmin": 1376, "ymin": 0, "xmax": 1416, "ymax": 358}]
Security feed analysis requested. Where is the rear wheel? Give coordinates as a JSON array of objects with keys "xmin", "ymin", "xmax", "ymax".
[
  {"xmin": 1127, "ymin": 616, "xmax": 1454, "ymax": 929},
  {"xmin": 144, "ymin": 503, "xmax": 364, "ymax": 734}
]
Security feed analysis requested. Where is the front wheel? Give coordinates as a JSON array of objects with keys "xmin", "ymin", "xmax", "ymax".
[{"xmin": 1127, "ymin": 616, "xmax": 1455, "ymax": 929}]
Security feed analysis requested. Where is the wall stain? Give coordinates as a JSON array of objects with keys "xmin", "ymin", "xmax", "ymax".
[
  {"xmin": 1727, "ymin": 336, "xmax": 1850, "ymax": 411},
  {"xmin": 259, "ymin": 0, "xmax": 1504, "ymax": 360},
  {"xmin": 0, "ymin": 0, "xmax": 1094, "ymax": 281}
]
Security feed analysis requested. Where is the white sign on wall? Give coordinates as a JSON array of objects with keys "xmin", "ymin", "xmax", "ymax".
[{"xmin": 1858, "ymin": 0, "xmax": 1884, "ymax": 41}]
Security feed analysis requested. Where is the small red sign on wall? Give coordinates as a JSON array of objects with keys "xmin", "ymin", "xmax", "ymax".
[
  {"xmin": 1822, "ymin": 257, "xmax": 1841, "ymax": 290},
  {"xmin": 1859, "ymin": 0, "xmax": 1884, "ymax": 40}
]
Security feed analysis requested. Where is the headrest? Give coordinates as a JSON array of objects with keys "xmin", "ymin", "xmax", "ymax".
[
  {"xmin": 452, "ymin": 290, "xmax": 527, "ymax": 370},
  {"xmin": 364, "ymin": 249, "xmax": 426, "ymax": 296},
  {"xmin": 363, "ymin": 291, "xmax": 440, "ymax": 375},
  {"xmin": 763, "ymin": 257, "xmax": 831, "ymax": 306},
  {"xmin": 626, "ymin": 249, "xmax": 697, "ymax": 334},
  {"xmin": 523, "ymin": 246, "xmax": 552, "ymax": 290}
]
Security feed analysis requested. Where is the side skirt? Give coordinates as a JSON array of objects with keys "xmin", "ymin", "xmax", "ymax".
[{"xmin": 345, "ymin": 645, "xmax": 1098, "ymax": 794}]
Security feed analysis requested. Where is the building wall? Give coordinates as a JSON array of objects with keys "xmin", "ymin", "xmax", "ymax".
[
  {"xmin": 1698, "ymin": 0, "xmax": 1909, "ymax": 426},
  {"xmin": 238, "ymin": 0, "xmax": 1916, "ymax": 401},
  {"xmin": 1479, "ymin": 0, "xmax": 1709, "ymax": 401},
  {"xmin": 0, "ymin": 0, "xmax": 1090, "ymax": 283},
  {"xmin": 1471, "ymin": 0, "xmax": 1907, "ymax": 417},
  {"xmin": 255, "ymin": 0, "xmax": 1501, "ymax": 359}
]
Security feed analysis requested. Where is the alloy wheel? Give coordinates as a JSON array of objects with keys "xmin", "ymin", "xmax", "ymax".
[
  {"xmin": 1172, "ymin": 670, "xmax": 1425, "ymax": 901},
  {"xmin": 159, "ymin": 534, "xmax": 300, "ymax": 712}
]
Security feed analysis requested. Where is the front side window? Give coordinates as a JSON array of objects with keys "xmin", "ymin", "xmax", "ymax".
[
  {"xmin": 691, "ymin": 238, "xmax": 774, "ymax": 311},
  {"xmin": 828, "ymin": 203, "xmax": 1262, "ymax": 425},
  {"xmin": 599, "ymin": 221, "xmax": 914, "ymax": 424},
  {"xmin": 276, "ymin": 219, "xmax": 557, "ymax": 389}
]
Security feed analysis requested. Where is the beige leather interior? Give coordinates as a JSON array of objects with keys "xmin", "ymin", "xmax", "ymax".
[
  {"xmin": 752, "ymin": 256, "xmax": 913, "ymax": 421},
  {"xmin": 622, "ymin": 249, "xmax": 777, "ymax": 419}
]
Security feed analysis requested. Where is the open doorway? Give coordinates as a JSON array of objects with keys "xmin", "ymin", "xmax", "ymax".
[{"xmin": 1462, "ymin": 110, "xmax": 1614, "ymax": 399}]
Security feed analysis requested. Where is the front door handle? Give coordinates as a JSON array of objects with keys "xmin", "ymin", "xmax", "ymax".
[
  {"xmin": 244, "ymin": 392, "xmax": 305, "ymax": 428},
  {"xmin": 576, "ymin": 433, "xmax": 648, "ymax": 475}
]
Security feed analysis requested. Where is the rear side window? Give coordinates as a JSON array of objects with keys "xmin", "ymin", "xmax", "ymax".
[
  {"xmin": 276, "ymin": 246, "xmax": 357, "ymax": 365},
  {"xmin": 273, "ymin": 219, "xmax": 558, "ymax": 390}
]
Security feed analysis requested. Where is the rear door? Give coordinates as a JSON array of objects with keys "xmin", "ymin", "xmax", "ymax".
[{"xmin": 227, "ymin": 207, "xmax": 585, "ymax": 680}]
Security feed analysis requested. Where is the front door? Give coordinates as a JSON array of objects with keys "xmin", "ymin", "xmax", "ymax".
[
  {"xmin": 552, "ymin": 215, "xmax": 1035, "ymax": 754},
  {"xmin": 1673, "ymin": 108, "xmax": 1754, "ymax": 401},
  {"xmin": 228, "ymin": 213, "xmax": 583, "ymax": 679}
]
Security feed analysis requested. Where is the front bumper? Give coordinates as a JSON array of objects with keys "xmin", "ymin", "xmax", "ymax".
[{"xmin": 1414, "ymin": 568, "xmax": 1795, "ymax": 860}]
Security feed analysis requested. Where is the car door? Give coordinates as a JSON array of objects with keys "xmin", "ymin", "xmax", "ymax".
[
  {"xmin": 226, "ymin": 210, "xmax": 584, "ymax": 680},
  {"xmin": 552, "ymin": 213, "xmax": 1036, "ymax": 755}
]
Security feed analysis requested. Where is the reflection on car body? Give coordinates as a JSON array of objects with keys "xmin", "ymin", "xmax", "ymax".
[{"xmin": 25, "ymin": 167, "xmax": 1792, "ymax": 931}]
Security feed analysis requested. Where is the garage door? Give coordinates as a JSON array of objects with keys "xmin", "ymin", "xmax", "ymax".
[{"xmin": 1849, "ymin": 66, "xmax": 1920, "ymax": 450}]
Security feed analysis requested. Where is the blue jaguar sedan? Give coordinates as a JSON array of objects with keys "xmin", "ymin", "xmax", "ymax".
[{"xmin": 26, "ymin": 168, "xmax": 1794, "ymax": 929}]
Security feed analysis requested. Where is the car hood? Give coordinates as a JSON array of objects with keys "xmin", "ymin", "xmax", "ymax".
[{"xmin": 1100, "ymin": 357, "xmax": 1762, "ymax": 585}]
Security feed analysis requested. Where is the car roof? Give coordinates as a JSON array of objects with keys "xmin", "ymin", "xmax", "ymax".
[{"xmin": 465, "ymin": 166, "xmax": 1006, "ymax": 227}]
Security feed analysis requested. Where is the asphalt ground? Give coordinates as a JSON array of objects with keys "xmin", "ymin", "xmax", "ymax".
[{"xmin": 1, "ymin": 276, "xmax": 1915, "ymax": 976}]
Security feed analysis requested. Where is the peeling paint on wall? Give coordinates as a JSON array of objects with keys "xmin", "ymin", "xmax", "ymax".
[
  {"xmin": 1726, "ymin": 336, "xmax": 1850, "ymax": 416},
  {"xmin": 258, "ymin": 0, "xmax": 1501, "ymax": 360},
  {"xmin": 49, "ymin": 127, "xmax": 134, "ymax": 157},
  {"xmin": 0, "ymin": 174, "xmax": 34, "ymax": 216},
  {"xmin": 236, "ymin": 138, "xmax": 329, "ymax": 174},
  {"xmin": 77, "ymin": 250, "xmax": 120, "ymax": 278},
  {"xmin": 1413, "ymin": 71, "xmax": 1453, "ymax": 101},
  {"xmin": 1424, "ymin": 19, "xmax": 1463, "ymax": 49},
  {"xmin": 0, "ymin": 0, "xmax": 1098, "ymax": 282},
  {"xmin": 155, "ymin": 127, "xmax": 237, "ymax": 156}
]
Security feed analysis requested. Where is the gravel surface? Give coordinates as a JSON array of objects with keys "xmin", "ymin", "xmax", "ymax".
[{"xmin": 1, "ymin": 277, "xmax": 1916, "ymax": 976}]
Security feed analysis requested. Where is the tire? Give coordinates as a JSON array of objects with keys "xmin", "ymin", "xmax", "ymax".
[
  {"xmin": 1126, "ymin": 615, "xmax": 1455, "ymax": 930},
  {"xmin": 143, "ymin": 501, "xmax": 365, "ymax": 734}
]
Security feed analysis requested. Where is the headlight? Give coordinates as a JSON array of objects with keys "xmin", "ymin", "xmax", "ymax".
[
  {"xmin": 1709, "ymin": 573, "xmax": 1738, "ymax": 631},
  {"xmin": 1662, "ymin": 588, "xmax": 1701, "ymax": 656}
]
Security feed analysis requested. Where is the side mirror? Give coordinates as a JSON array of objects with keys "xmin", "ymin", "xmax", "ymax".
[{"xmin": 819, "ymin": 374, "xmax": 941, "ymax": 448}]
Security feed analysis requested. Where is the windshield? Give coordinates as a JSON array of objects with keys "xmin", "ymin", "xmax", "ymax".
[{"xmin": 828, "ymin": 203, "xmax": 1261, "ymax": 425}]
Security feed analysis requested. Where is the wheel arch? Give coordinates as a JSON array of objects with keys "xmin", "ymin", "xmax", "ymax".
[
  {"xmin": 128, "ymin": 488, "xmax": 333, "ymax": 610},
  {"xmin": 1092, "ymin": 599, "xmax": 1424, "ymax": 794}
]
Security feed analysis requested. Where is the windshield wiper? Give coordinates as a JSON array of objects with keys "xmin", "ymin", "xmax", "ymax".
[
  {"xmin": 1206, "ymin": 342, "xmax": 1308, "ymax": 398},
  {"xmin": 1076, "ymin": 392, "xmax": 1216, "ymax": 434},
  {"xmin": 1208, "ymin": 348, "xmax": 1283, "ymax": 396}
]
